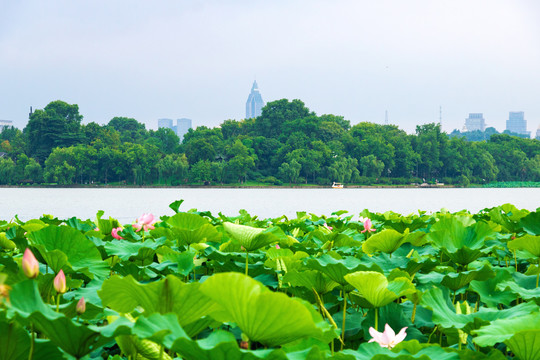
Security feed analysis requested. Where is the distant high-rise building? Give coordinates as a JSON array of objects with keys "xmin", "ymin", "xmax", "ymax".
[
  {"xmin": 176, "ymin": 118, "xmax": 192, "ymax": 141},
  {"xmin": 0, "ymin": 119, "xmax": 13, "ymax": 131},
  {"xmin": 245, "ymin": 81, "xmax": 264, "ymax": 119},
  {"xmin": 506, "ymin": 111, "xmax": 530, "ymax": 137},
  {"xmin": 535, "ymin": 126, "xmax": 540, "ymax": 140},
  {"xmin": 158, "ymin": 118, "xmax": 173, "ymax": 129},
  {"xmin": 464, "ymin": 113, "xmax": 486, "ymax": 132}
]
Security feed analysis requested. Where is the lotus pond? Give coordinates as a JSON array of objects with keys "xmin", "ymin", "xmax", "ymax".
[{"xmin": 1, "ymin": 201, "xmax": 540, "ymax": 360}]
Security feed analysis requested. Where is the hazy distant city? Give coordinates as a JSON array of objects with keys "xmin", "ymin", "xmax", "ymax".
[{"xmin": 2, "ymin": 80, "xmax": 540, "ymax": 141}]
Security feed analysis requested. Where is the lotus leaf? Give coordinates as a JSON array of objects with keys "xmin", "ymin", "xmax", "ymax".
[
  {"xmin": 223, "ymin": 222, "xmax": 280, "ymax": 252},
  {"xmin": 344, "ymin": 271, "xmax": 415, "ymax": 308},
  {"xmin": 427, "ymin": 218, "xmax": 496, "ymax": 265},
  {"xmin": 362, "ymin": 229, "xmax": 410, "ymax": 255},
  {"xmin": 99, "ymin": 275, "xmax": 219, "ymax": 329},
  {"xmin": 282, "ymin": 269, "xmax": 339, "ymax": 294},
  {"xmin": 420, "ymin": 286, "xmax": 539, "ymax": 330},
  {"xmin": 28, "ymin": 225, "xmax": 109, "ymax": 279},
  {"xmin": 508, "ymin": 234, "xmax": 540, "ymax": 258},
  {"xmin": 307, "ymin": 255, "xmax": 379, "ymax": 286},
  {"xmin": 166, "ymin": 212, "xmax": 221, "ymax": 246},
  {"xmin": 520, "ymin": 211, "xmax": 540, "ymax": 235},
  {"xmin": 199, "ymin": 272, "xmax": 324, "ymax": 347},
  {"xmin": 8, "ymin": 279, "xmax": 131, "ymax": 358},
  {"xmin": 472, "ymin": 313, "xmax": 540, "ymax": 356},
  {"xmin": 469, "ymin": 267, "xmax": 515, "ymax": 307}
]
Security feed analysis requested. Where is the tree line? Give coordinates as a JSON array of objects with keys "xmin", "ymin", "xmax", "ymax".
[{"xmin": 1, "ymin": 99, "xmax": 539, "ymax": 186}]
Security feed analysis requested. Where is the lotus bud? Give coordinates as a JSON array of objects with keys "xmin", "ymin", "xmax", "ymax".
[
  {"xmin": 22, "ymin": 248, "xmax": 40, "ymax": 279},
  {"xmin": 275, "ymin": 244, "xmax": 280, "ymax": 249},
  {"xmin": 76, "ymin": 297, "xmax": 86, "ymax": 315},
  {"xmin": 54, "ymin": 270, "xmax": 67, "ymax": 294}
]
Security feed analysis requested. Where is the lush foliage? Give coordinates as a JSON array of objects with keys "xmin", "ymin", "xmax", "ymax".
[
  {"xmin": 1, "ymin": 99, "xmax": 539, "ymax": 186},
  {"xmin": 1, "ymin": 202, "xmax": 540, "ymax": 359}
]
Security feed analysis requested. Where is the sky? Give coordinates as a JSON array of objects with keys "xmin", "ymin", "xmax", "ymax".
[{"xmin": 1, "ymin": 0, "xmax": 540, "ymax": 135}]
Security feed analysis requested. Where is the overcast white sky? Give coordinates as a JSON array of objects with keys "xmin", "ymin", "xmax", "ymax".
[{"xmin": 1, "ymin": 0, "xmax": 539, "ymax": 134}]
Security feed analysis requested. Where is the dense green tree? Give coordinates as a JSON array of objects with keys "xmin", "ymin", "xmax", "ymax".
[
  {"xmin": 146, "ymin": 128, "xmax": 180, "ymax": 154},
  {"xmin": 0, "ymin": 157, "xmax": 16, "ymax": 184},
  {"xmin": 24, "ymin": 101, "xmax": 84, "ymax": 162},
  {"xmin": 279, "ymin": 160, "xmax": 302, "ymax": 185},
  {"xmin": 359, "ymin": 155, "xmax": 385, "ymax": 178},
  {"xmin": 254, "ymin": 99, "xmax": 313, "ymax": 138}
]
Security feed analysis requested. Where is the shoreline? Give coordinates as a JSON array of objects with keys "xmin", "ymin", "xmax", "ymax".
[{"xmin": 2, "ymin": 184, "xmax": 534, "ymax": 189}]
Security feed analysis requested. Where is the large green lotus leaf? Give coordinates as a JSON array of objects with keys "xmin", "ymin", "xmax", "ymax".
[
  {"xmin": 469, "ymin": 267, "xmax": 515, "ymax": 307},
  {"xmin": 520, "ymin": 211, "xmax": 540, "ymax": 235},
  {"xmin": 344, "ymin": 271, "xmax": 415, "ymax": 308},
  {"xmin": 440, "ymin": 264, "xmax": 495, "ymax": 291},
  {"xmin": 170, "ymin": 330, "xmax": 293, "ymax": 360},
  {"xmin": 420, "ymin": 286, "xmax": 538, "ymax": 330},
  {"xmin": 472, "ymin": 312, "xmax": 540, "ymax": 346},
  {"xmin": 264, "ymin": 250, "xmax": 309, "ymax": 273},
  {"xmin": 0, "ymin": 316, "xmax": 65, "ymax": 360},
  {"xmin": 199, "ymin": 272, "xmax": 323, "ymax": 347},
  {"xmin": 362, "ymin": 229, "xmax": 410, "ymax": 255},
  {"xmin": 508, "ymin": 234, "xmax": 540, "ymax": 258},
  {"xmin": 282, "ymin": 270, "xmax": 339, "ymax": 294},
  {"xmin": 28, "ymin": 225, "xmax": 109, "ymax": 279},
  {"xmin": 360, "ymin": 303, "xmax": 426, "ymax": 342},
  {"xmin": 496, "ymin": 280, "xmax": 540, "ymax": 300},
  {"xmin": 336, "ymin": 341, "xmax": 460, "ymax": 360},
  {"xmin": 505, "ymin": 330, "xmax": 540, "ymax": 360},
  {"xmin": 427, "ymin": 218, "xmax": 496, "ymax": 265},
  {"xmin": 166, "ymin": 213, "xmax": 221, "ymax": 245},
  {"xmin": 7, "ymin": 279, "xmax": 131, "ymax": 359},
  {"xmin": 104, "ymin": 239, "xmax": 163, "ymax": 261},
  {"xmin": 99, "ymin": 275, "xmax": 219, "ymax": 327},
  {"xmin": 306, "ymin": 255, "xmax": 378, "ymax": 286},
  {"xmin": 361, "ymin": 252, "xmax": 410, "ymax": 275},
  {"xmin": 130, "ymin": 313, "xmax": 189, "ymax": 349},
  {"xmin": 223, "ymin": 222, "xmax": 280, "ymax": 252}
]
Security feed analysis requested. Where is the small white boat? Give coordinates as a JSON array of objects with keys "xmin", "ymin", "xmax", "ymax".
[{"xmin": 332, "ymin": 182, "xmax": 344, "ymax": 189}]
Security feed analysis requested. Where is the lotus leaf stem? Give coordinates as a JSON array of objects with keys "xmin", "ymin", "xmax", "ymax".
[
  {"xmin": 341, "ymin": 291, "xmax": 347, "ymax": 350},
  {"xmin": 56, "ymin": 295, "xmax": 60, "ymax": 313},
  {"xmin": 245, "ymin": 250, "xmax": 249, "ymax": 276},
  {"xmin": 411, "ymin": 303, "xmax": 417, "ymax": 323},
  {"xmin": 374, "ymin": 308, "xmax": 378, "ymax": 332},
  {"xmin": 28, "ymin": 323, "xmax": 34, "ymax": 360},
  {"xmin": 537, "ymin": 260, "xmax": 540, "ymax": 288},
  {"xmin": 514, "ymin": 250, "xmax": 518, "ymax": 271}
]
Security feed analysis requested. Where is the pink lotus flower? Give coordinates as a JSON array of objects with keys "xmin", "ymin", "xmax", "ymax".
[
  {"xmin": 76, "ymin": 297, "xmax": 86, "ymax": 314},
  {"xmin": 54, "ymin": 270, "xmax": 67, "ymax": 294},
  {"xmin": 133, "ymin": 213, "xmax": 157, "ymax": 232},
  {"xmin": 22, "ymin": 248, "xmax": 40, "ymax": 279},
  {"xmin": 275, "ymin": 244, "xmax": 280, "ymax": 249},
  {"xmin": 369, "ymin": 324, "xmax": 407, "ymax": 349},
  {"xmin": 111, "ymin": 227, "xmax": 124, "ymax": 240},
  {"xmin": 360, "ymin": 217, "xmax": 376, "ymax": 233}
]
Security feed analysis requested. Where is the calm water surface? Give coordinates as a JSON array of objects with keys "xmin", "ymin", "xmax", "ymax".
[{"xmin": 1, "ymin": 187, "xmax": 538, "ymax": 223}]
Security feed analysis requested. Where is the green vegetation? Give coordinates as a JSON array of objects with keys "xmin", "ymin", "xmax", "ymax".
[
  {"xmin": 1, "ymin": 99, "xmax": 539, "ymax": 186},
  {"xmin": 1, "ymin": 202, "xmax": 540, "ymax": 359}
]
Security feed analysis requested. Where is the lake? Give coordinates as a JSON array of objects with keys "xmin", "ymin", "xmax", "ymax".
[{"xmin": 1, "ymin": 187, "xmax": 538, "ymax": 223}]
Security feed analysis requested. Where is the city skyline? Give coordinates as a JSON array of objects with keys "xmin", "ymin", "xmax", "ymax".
[{"xmin": 1, "ymin": 1, "xmax": 539, "ymax": 134}]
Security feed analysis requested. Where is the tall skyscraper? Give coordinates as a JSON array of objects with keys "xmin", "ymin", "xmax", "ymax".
[
  {"xmin": 464, "ymin": 113, "xmax": 486, "ymax": 132},
  {"xmin": 506, "ymin": 111, "xmax": 530, "ymax": 137},
  {"xmin": 245, "ymin": 80, "xmax": 264, "ymax": 119},
  {"xmin": 176, "ymin": 118, "xmax": 192, "ymax": 141}
]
